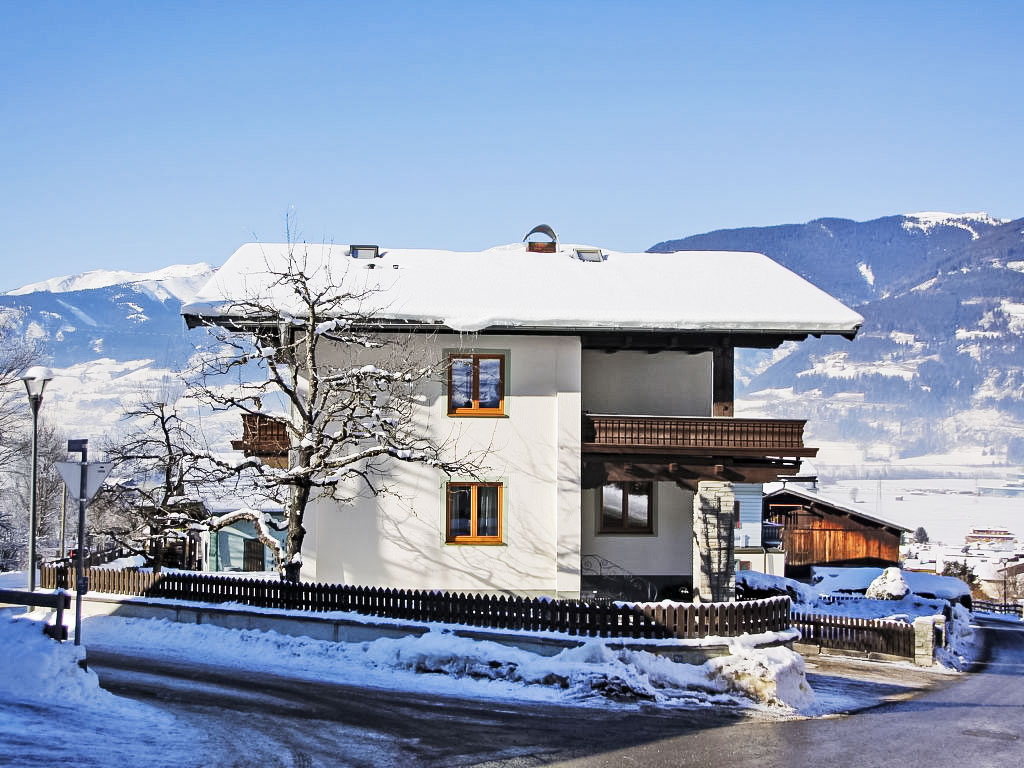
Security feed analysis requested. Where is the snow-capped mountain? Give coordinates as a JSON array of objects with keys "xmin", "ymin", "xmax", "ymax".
[
  {"xmin": 653, "ymin": 213, "xmax": 1024, "ymax": 472},
  {"xmin": 0, "ymin": 263, "xmax": 219, "ymax": 441},
  {"xmin": 1, "ymin": 263, "xmax": 213, "ymax": 368},
  {"xmin": 651, "ymin": 212, "xmax": 1008, "ymax": 307}
]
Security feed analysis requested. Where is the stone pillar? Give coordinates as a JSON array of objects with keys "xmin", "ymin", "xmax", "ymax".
[
  {"xmin": 913, "ymin": 615, "xmax": 944, "ymax": 666},
  {"xmin": 693, "ymin": 481, "xmax": 736, "ymax": 602}
]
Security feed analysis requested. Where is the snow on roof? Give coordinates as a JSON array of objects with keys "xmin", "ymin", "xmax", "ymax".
[
  {"xmin": 763, "ymin": 484, "xmax": 911, "ymax": 532},
  {"xmin": 181, "ymin": 241, "xmax": 863, "ymax": 336}
]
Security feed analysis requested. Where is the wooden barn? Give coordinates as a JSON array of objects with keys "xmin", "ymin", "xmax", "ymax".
[{"xmin": 763, "ymin": 485, "xmax": 910, "ymax": 578}]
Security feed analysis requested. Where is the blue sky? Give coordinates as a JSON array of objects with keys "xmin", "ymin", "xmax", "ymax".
[{"xmin": 2, "ymin": 1, "xmax": 1021, "ymax": 290}]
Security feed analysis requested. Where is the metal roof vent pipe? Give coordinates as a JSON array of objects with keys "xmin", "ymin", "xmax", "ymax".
[{"xmin": 523, "ymin": 224, "xmax": 557, "ymax": 253}]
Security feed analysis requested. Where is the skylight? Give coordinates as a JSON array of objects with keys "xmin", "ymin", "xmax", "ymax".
[
  {"xmin": 574, "ymin": 248, "xmax": 605, "ymax": 262},
  {"xmin": 350, "ymin": 245, "xmax": 380, "ymax": 259}
]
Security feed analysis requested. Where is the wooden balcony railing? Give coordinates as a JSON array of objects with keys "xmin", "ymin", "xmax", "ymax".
[
  {"xmin": 231, "ymin": 413, "xmax": 290, "ymax": 457},
  {"xmin": 582, "ymin": 414, "xmax": 815, "ymax": 457}
]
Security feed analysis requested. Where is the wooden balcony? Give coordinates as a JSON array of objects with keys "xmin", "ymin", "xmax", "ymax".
[
  {"xmin": 583, "ymin": 414, "xmax": 815, "ymax": 457},
  {"xmin": 582, "ymin": 413, "xmax": 816, "ymax": 486},
  {"xmin": 231, "ymin": 414, "xmax": 290, "ymax": 467}
]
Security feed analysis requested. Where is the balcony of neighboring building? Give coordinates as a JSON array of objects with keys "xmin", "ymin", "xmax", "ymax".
[{"xmin": 230, "ymin": 413, "xmax": 290, "ymax": 469}]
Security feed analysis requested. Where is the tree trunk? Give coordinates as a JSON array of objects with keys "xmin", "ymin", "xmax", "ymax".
[{"xmin": 282, "ymin": 482, "xmax": 311, "ymax": 583}]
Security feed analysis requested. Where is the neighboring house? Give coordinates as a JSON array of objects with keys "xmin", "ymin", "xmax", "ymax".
[
  {"xmin": 182, "ymin": 230, "xmax": 862, "ymax": 601},
  {"xmin": 732, "ymin": 482, "xmax": 786, "ymax": 579},
  {"xmin": 763, "ymin": 484, "xmax": 910, "ymax": 578},
  {"xmin": 205, "ymin": 506, "xmax": 287, "ymax": 573}
]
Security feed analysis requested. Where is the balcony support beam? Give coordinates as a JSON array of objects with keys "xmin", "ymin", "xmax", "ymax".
[{"xmin": 712, "ymin": 346, "xmax": 734, "ymax": 418}]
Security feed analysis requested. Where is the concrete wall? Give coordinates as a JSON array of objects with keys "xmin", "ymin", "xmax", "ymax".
[
  {"xmin": 303, "ymin": 334, "xmax": 582, "ymax": 597},
  {"xmin": 581, "ymin": 350, "xmax": 711, "ymax": 416}
]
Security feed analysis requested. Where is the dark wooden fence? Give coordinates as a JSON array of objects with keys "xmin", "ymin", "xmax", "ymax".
[
  {"xmin": 790, "ymin": 610, "xmax": 915, "ymax": 658},
  {"xmin": 973, "ymin": 600, "xmax": 1023, "ymax": 618},
  {"xmin": 38, "ymin": 565, "xmax": 790, "ymax": 640}
]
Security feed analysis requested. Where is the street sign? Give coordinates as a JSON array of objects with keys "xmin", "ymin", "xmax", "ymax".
[{"xmin": 55, "ymin": 461, "xmax": 113, "ymax": 502}]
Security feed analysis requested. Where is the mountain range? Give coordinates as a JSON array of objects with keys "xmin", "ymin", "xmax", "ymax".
[
  {"xmin": 4, "ymin": 212, "xmax": 1023, "ymax": 473},
  {"xmin": 653, "ymin": 212, "xmax": 1024, "ymax": 472}
]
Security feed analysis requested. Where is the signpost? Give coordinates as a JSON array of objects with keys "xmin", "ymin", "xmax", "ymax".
[{"xmin": 55, "ymin": 440, "xmax": 112, "ymax": 646}]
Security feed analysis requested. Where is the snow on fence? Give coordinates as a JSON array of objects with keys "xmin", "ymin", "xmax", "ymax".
[
  {"xmin": 38, "ymin": 565, "xmax": 791, "ymax": 640},
  {"xmin": 790, "ymin": 610, "xmax": 916, "ymax": 658}
]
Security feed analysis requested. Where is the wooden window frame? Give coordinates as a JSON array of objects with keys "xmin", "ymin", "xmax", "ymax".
[
  {"xmin": 447, "ymin": 353, "xmax": 506, "ymax": 416},
  {"xmin": 598, "ymin": 481, "xmax": 654, "ymax": 535},
  {"xmin": 446, "ymin": 482, "xmax": 503, "ymax": 544}
]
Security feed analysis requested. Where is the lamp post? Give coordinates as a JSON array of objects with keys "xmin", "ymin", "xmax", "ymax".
[{"xmin": 21, "ymin": 365, "xmax": 53, "ymax": 592}]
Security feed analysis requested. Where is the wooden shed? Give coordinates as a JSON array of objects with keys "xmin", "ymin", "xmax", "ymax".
[{"xmin": 763, "ymin": 486, "xmax": 910, "ymax": 579}]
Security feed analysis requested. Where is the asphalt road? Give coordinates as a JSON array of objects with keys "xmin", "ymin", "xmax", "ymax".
[{"xmin": 88, "ymin": 617, "xmax": 1024, "ymax": 768}]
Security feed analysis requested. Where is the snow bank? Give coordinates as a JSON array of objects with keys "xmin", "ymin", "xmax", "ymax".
[
  {"xmin": 736, "ymin": 570, "xmax": 818, "ymax": 604},
  {"xmin": 85, "ymin": 615, "xmax": 813, "ymax": 712},
  {"xmin": 936, "ymin": 604, "xmax": 981, "ymax": 671},
  {"xmin": 0, "ymin": 613, "xmax": 100, "ymax": 706}
]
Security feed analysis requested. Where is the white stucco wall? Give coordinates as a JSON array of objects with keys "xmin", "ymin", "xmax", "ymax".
[
  {"xmin": 302, "ymin": 333, "xmax": 582, "ymax": 596},
  {"xmin": 580, "ymin": 350, "xmax": 711, "ymax": 416},
  {"xmin": 580, "ymin": 481, "xmax": 693, "ymax": 577}
]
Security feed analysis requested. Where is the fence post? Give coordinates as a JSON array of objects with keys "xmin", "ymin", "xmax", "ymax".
[{"xmin": 912, "ymin": 615, "xmax": 939, "ymax": 666}]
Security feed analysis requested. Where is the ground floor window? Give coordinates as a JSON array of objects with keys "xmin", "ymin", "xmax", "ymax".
[
  {"xmin": 599, "ymin": 481, "xmax": 654, "ymax": 534},
  {"xmin": 446, "ymin": 482, "xmax": 503, "ymax": 543}
]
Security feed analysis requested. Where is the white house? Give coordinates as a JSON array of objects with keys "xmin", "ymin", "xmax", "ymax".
[{"xmin": 182, "ymin": 231, "xmax": 862, "ymax": 601}]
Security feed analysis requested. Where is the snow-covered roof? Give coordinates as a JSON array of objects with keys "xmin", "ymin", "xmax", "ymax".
[
  {"xmin": 763, "ymin": 484, "xmax": 911, "ymax": 533},
  {"xmin": 182, "ymin": 241, "xmax": 863, "ymax": 337}
]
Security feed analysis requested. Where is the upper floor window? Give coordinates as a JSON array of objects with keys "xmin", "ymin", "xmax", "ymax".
[
  {"xmin": 446, "ymin": 482, "xmax": 503, "ymax": 544},
  {"xmin": 599, "ymin": 481, "xmax": 653, "ymax": 534},
  {"xmin": 448, "ymin": 353, "xmax": 505, "ymax": 416}
]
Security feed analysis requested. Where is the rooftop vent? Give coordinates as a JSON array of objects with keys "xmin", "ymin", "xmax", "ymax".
[
  {"xmin": 523, "ymin": 224, "xmax": 557, "ymax": 253},
  {"xmin": 574, "ymin": 248, "xmax": 605, "ymax": 262},
  {"xmin": 350, "ymin": 244, "xmax": 380, "ymax": 259}
]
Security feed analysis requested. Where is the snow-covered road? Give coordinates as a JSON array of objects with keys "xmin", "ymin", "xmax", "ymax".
[{"xmin": 88, "ymin": 647, "xmax": 742, "ymax": 767}]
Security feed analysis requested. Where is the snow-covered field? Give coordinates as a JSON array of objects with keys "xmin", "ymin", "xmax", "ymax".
[{"xmin": 817, "ymin": 478, "xmax": 1023, "ymax": 546}]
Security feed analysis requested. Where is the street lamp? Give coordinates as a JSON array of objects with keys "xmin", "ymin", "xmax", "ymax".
[{"xmin": 21, "ymin": 365, "xmax": 53, "ymax": 591}]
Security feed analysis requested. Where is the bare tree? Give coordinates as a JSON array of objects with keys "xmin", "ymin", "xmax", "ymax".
[
  {"xmin": 92, "ymin": 385, "xmax": 233, "ymax": 572},
  {"xmin": 0, "ymin": 420, "xmax": 66, "ymax": 570},
  {"xmin": 187, "ymin": 243, "xmax": 485, "ymax": 580},
  {"xmin": 0, "ymin": 310, "xmax": 41, "ymax": 475},
  {"xmin": 0, "ymin": 310, "xmax": 43, "ymax": 570}
]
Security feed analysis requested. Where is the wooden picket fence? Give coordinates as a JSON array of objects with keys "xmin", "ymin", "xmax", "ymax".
[
  {"xmin": 790, "ymin": 610, "xmax": 915, "ymax": 658},
  {"xmin": 38, "ymin": 565, "xmax": 790, "ymax": 640}
]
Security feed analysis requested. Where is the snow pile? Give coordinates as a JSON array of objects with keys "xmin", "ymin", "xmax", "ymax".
[
  {"xmin": 812, "ymin": 566, "xmax": 970, "ymax": 603},
  {"xmin": 708, "ymin": 640, "xmax": 815, "ymax": 709},
  {"xmin": 865, "ymin": 567, "xmax": 910, "ymax": 599},
  {"xmin": 364, "ymin": 634, "xmax": 719, "ymax": 704},
  {"xmin": 85, "ymin": 615, "xmax": 811, "ymax": 711},
  {"xmin": 94, "ymin": 555, "xmax": 146, "ymax": 570},
  {"xmin": 0, "ymin": 613, "xmax": 103, "ymax": 707},
  {"xmin": 808, "ymin": 593, "xmax": 948, "ymax": 622},
  {"xmin": 736, "ymin": 570, "xmax": 817, "ymax": 604},
  {"xmin": 936, "ymin": 603, "xmax": 981, "ymax": 671}
]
